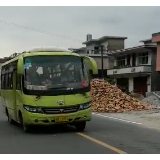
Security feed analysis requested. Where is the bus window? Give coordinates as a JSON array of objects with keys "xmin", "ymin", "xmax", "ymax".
[
  {"xmin": 8, "ymin": 73, "xmax": 13, "ymax": 89},
  {"xmin": 16, "ymin": 73, "xmax": 21, "ymax": 90},
  {"xmin": 5, "ymin": 74, "xmax": 8, "ymax": 89}
]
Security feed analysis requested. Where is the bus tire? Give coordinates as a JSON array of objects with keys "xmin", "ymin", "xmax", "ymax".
[
  {"xmin": 6, "ymin": 108, "xmax": 14, "ymax": 124},
  {"xmin": 23, "ymin": 124, "xmax": 31, "ymax": 133},
  {"xmin": 75, "ymin": 121, "xmax": 86, "ymax": 132},
  {"xmin": 19, "ymin": 111, "xmax": 30, "ymax": 133},
  {"xmin": 8, "ymin": 115, "xmax": 14, "ymax": 124}
]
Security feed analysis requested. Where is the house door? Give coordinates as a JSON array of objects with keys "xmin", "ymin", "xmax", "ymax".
[{"xmin": 133, "ymin": 77, "xmax": 147, "ymax": 96}]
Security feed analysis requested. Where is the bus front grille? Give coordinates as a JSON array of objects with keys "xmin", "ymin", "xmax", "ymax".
[{"xmin": 42, "ymin": 106, "xmax": 79, "ymax": 114}]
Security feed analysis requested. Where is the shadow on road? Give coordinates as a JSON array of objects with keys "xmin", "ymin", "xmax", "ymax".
[
  {"xmin": 0, "ymin": 119, "xmax": 79, "ymax": 135},
  {"xmin": 28, "ymin": 125, "xmax": 77, "ymax": 135}
]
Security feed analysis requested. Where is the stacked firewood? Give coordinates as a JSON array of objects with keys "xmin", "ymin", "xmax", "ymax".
[{"xmin": 90, "ymin": 79, "xmax": 149, "ymax": 113}]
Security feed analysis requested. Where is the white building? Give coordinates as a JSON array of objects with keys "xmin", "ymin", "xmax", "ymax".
[{"xmin": 107, "ymin": 40, "xmax": 157, "ymax": 96}]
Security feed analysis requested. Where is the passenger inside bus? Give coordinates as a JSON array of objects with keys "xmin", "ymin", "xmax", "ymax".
[
  {"xmin": 24, "ymin": 60, "xmax": 88, "ymax": 90},
  {"xmin": 25, "ymin": 64, "xmax": 42, "ymax": 85},
  {"xmin": 41, "ymin": 66, "xmax": 52, "ymax": 87}
]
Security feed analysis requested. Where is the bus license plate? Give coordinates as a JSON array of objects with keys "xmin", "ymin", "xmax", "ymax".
[{"xmin": 55, "ymin": 117, "xmax": 68, "ymax": 122}]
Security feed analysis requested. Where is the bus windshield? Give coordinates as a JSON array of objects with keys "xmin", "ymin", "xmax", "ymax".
[{"xmin": 23, "ymin": 55, "xmax": 89, "ymax": 91}]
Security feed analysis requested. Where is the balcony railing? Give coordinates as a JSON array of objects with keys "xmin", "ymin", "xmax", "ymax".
[{"xmin": 107, "ymin": 65, "xmax": 151, "ymax": 75}]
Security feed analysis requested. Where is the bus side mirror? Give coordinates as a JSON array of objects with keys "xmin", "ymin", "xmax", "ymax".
[
  {"xmin": 17, "ymin": 56, "xmax": 24, "ymax": 75},
  {"xmin": 82, "ymin": 56, "xmax": 98, "ymax": 75}
]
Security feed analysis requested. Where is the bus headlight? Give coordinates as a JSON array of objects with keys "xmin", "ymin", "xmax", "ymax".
[
  {"xmin": 23, "ymin": 105, "xmax": 43, "ymax": 113},
  {"xmin": 79, "ymin": 103, "xmax": 90, "ymax": 111}
]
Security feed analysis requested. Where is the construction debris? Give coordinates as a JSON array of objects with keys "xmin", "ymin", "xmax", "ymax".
[
  {"xmin": 142, "ymin": 94, "xmax": 160, "ymax": 109},
  {"xmin": 90, "ymin": 79, "xmax": 149, "ymax": 113}
]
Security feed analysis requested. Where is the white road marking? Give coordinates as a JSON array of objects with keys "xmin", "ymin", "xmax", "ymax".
[{"xmin": 92, "ymin": 113, "xmax": 142, "ymax": 125}]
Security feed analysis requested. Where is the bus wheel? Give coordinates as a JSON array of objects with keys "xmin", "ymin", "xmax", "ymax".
[
  {"xmin": 6, "ymin": 109, "xmax": 14, "ymax": 124},
  {"xmin": 23, "ymin": 124, "xmax": 30, "ymax": 133},
  {"xmin": 19, "ymin": 112, "xmax": 30, "ymax": 133},
  {"xmin": 75, "ymin": 121, "xmax": 86, "ymax": 132},
  {"xmin": 8, "ymin": 115, "xmax": 14, "ymax": 124}
]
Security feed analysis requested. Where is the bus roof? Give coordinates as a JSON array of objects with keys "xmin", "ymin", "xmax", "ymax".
[
  {"xmin": 28, "ymin": 47, "xmax": 71, "ymax": 53},
  {"xmin": 1, "ymin": 47, "xmax": 80, "ymax": 67}
]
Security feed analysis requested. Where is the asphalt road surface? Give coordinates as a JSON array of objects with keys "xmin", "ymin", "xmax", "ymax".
[{"xmin": 1, "ymin": 105, "xmax": 160, "ymax": 154}]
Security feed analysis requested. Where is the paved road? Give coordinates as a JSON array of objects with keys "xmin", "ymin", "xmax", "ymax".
[{"xmin": 1, "ymin": 107, "xmax": 160, "ymax": 154}]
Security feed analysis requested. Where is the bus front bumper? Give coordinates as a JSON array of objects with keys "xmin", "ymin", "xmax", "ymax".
[{"xmin": 23, "ymin": 109, "xmax": 91, "ymax": 126}]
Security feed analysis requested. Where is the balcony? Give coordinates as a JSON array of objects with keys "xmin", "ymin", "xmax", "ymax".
[{"xmin": 107, "ymin": 65, "xmax": 151, "ymax": 76}]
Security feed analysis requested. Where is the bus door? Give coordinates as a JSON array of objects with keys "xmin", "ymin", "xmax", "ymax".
[
  {"xmin": 3, "ymin": 65, "xmax": 17, "ymax": 121},
  {"xmin": 15, "ymin": 70, "xmax": 23, "ymax": 121},
  {"xmin": 7, "ymin": 65, "xmax": 18, "ymax": 121}
]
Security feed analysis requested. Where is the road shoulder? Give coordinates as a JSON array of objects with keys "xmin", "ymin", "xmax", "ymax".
[{"xmin": 93, "ymin": 109, "xmax": 160, "ymax": 131}]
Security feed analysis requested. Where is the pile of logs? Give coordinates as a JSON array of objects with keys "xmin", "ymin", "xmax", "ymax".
[{"xmin": 90, "ymin": 79, "xmax": 149, "ymax": 113}]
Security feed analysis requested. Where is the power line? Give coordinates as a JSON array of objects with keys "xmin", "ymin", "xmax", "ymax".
[{"xmin": 0, "ymin": 18, "xmax": 83, "ymax": 43}]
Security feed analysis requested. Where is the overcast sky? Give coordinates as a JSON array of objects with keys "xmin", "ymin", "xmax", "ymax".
[{"xmin": 0, "ymin": 6, "xmax": 159, "ymax": 57}]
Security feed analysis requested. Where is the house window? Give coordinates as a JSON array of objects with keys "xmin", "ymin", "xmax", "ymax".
[
  {"xmin": 117, "ymin": 56, "xmax": 126, "ymax": 67},
  {"xmin": 94, "ymin": 46, "xmax": 99, "ymax": 54},
  {"xmin": 138, "ymin": 52, "xmax": 148, "ymax": 65}
]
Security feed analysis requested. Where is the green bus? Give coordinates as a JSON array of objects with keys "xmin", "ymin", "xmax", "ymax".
[{"xmin": 0, "ymin": 48, "xmax": 98, "ymax": 132}]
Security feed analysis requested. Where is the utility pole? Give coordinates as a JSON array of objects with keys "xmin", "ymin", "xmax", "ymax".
[{"xmin": 100, "ymin": 45, "xmax": 104, "ymax": 78}]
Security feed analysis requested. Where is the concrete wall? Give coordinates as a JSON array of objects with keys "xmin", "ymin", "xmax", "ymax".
[
  {"xmin": 86, "ymin": 56, "xmax": 112, "ymax": 69},
  {"xmin": 88, "ymin": 39, "xmax": 125, "ymax": 51},
  {"xmin": 129, "ymin": 77, "xmax": 133, "ymax": 92},
  {"xmin": 107, "ymin": 39, "xmax": 125, "ymax": 51},
  {"xmin": 152, "ymin": 33, "xmax": 160, "ymax": 71},
  {"xmin": 156, "ymin": 44, "xmax": 160, "ymax": 71},
  {"xmin": 150, "ymin": 48, "xmax": 160, "ymax": 91},
  {"xmin": 0, "ymin": 63, "xmax": 2, "ymax": 89},
  {"xmin": 93, "ymin": 57, "xmax": 107, "ymax": 69}
]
